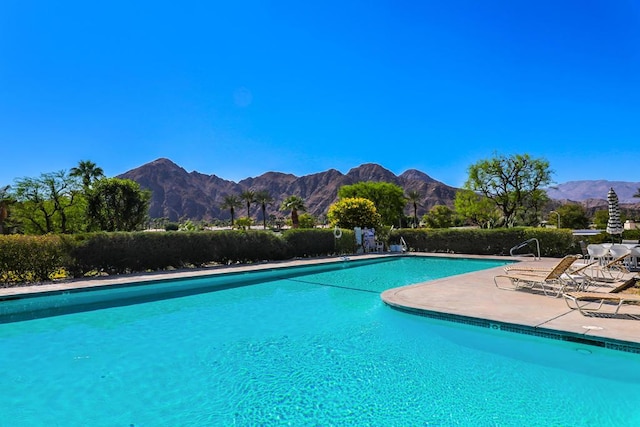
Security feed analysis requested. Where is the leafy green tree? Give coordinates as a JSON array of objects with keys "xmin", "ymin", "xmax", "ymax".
[
  {"xmin": 240, "ymin": 190, "xmax": 256, "ymax": 229},
  {"xmin": 221, "ymin": 194, "xmax": 242, "ymax": 227},
  {"xmin": 553, "ymin": 204, "xmax": 589, "ymax": 230},
  {"xmin": 70, "ymin": 160, "xmax": 104, "ymax": 190},
  {"xmin": 297, "ymin": 213, "xmax": 316, "ymax": 229},
  {"xmin": 518, "ymin": 189, "xmax": 550, "ymax": 226},
  {"xmin": 0, "ymin": 185, "xmax": 15, "ymax": 234},
  {"xmin": 327, "ymin": 197, "xmax": 381, "ymax": 229},
  {"xmin": 406, "ymin": 190, "xmax": 422, "ymax": 228},
  {"xmin": 86, "ymin": 178, "xmax": 151, "ymax": 231},
  {"xmin": 422, "ymin": 205, "xmax": 454, "ymax": 228},
  {"xmin": 454, "ymin": 189, "xmax": 499, "ymax": 228},
  {"xmin": 12, "ymin": 171, "xmax": 83, "ymax": 234},
  {"xmin": 255, "ymin": 190, "xmax": 274, "ymax": 229},
  {"xmin": 280, "ymin": 195, "xmax": 306, "ymax": 228},
  {"xmin": 593, "ymin": 210, "xmax": 609, "ymax": 230},
  {"xmin": 464, "ymin": 153, "xmax": 552, "ymax": 227},
  {"xmin": 338, "ymin": 182, "xmax": 406, "ymax": 227}
]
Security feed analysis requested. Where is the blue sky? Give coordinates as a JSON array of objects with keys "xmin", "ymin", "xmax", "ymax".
[{"xmin": 1, "ymin": 0, "xmax": 639, "ymax": 188}]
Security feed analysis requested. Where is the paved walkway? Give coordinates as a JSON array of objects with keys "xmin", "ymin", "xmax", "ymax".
[
  {"xmin": 382, "ymin": 255, "xmax": 640, "ymax": 352},
  {"xmin": 2, "ymin": 253, "xmax": 639, "ymax": 352}
]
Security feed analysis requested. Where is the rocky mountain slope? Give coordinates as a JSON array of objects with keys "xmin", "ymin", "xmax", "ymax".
[
  {"xmin": 119, "ymin": 158, "xmax": 640, "ymax": 222},
  {"xmin": 119, "ymin": 158, "xmax": 459, "ymax": 221},
  {"xmin": 546, "ymin": 181, "xmax": 640, "ymax": 203}
]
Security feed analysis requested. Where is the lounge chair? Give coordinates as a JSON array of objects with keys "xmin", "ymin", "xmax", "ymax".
[
  {"xmin": 503, "ymin": 257, "xmax": 595, "ymax": 275},
  {"xmin": 505, "ymin": 259, "xmax": 602, "ymax": 290},
  {"xmin": 582, "ymin": 254, "xmax": 631, "ymax": 283},
  {"xmin": 563, "ymin": 291, "xmax": 640, "ymax": 316},
  {"xmin": 494, "ymin": 255, "xmax": 582, "ymax": 297}
]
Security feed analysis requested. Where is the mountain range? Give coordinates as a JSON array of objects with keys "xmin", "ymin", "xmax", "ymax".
[
  {"xmin": 546, "ymin": 181, "xmax": 640, "ymax": 204},
  {"xmin": 118, "ymin": 158, "xmax": 640, "ymax": 222},
  {"xmin": 118, "ymin": 158, "xmax": 458, "ymax": 222}
]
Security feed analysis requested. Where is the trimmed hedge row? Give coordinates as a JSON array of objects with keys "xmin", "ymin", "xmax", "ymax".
[
  {"xmin": 391, "ymin": 227, "xmax": 578, "ymax": 258},
  {"xmin": 0, "ymin": 229, "xmax": 358, "ymax": 285},
  {"xmin": 0, "ymin": 227, "xmax": 596, "ymax": 285},
  {"xmin": 283, "ymin": 228, "xmax": 356, "ymax": 257},
  {"xmin": 0, "ymin": 235, "xmax": 66, "ymax": 284}
]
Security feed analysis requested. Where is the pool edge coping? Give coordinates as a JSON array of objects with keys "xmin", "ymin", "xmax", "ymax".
[{"xmin": 382, "ymin": 299, "xmax": 640, "ymax": 354}]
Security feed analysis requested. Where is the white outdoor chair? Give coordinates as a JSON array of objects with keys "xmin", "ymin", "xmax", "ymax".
[
  {"xmin": 609, "ymin": 244, "xmax": 631, "ymax": 268},
  {"xmin": 629, "ymin": 246, "xmax": 640, "ymax": 271},
  {"xmin": 587, "ymin": 244, "xmax": 610, "ymax": 266}
]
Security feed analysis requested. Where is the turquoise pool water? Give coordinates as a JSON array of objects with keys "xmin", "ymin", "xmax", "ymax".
[{"xmin": 1, "ymin": 256, "xmax": 640, "ymax": 426}]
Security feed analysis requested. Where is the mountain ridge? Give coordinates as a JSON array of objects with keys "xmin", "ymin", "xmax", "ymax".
[
  {"xmin": 118, "ymin": 158, "xmax": 640, "ymax": 222},
  {"xmin": 118, "ymin": 158, "xmax": 458, "ymax": 221},
  {"xmin": 545, "ymin": 181, "xmax": 640, "ymax": 203}
]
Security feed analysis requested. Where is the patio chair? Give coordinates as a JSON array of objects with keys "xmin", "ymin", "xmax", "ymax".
[
  {"xmin": 629, "ymin": 246, "xmax": 640, "ymax": 271},
  {"xmin": 563, "ymin": 291, "xmax": 640, "ymax": 316},
  {"xmin": 609, "ymin": 244, "xmax": 631, "ymax": 263},
  {"xmin": 494, "ymin": 255, "xmax": 582, "ymax": 297},
  {"xmin": 587, "ymin": 244, "xmax": 610, "ymax": 266},
  {"xmin": 579, "ymin": 241, "xmax": 590, "ymax": 262}
]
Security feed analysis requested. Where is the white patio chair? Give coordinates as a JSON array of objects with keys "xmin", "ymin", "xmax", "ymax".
[
  {"xmin": 609, "ymin": 244, "xmax": 631, "ymax": 268},
  {"xmin": 629, "ymin": 246, "xmax": 640, "ymax": 271},
  {"xmin": 587, "ymin": 244, "xmax": 610, "ymax": 266}
]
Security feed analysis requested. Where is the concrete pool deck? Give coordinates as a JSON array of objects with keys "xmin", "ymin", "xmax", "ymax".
[
  {"xmin": 1, "ymin": 253, "xmax": 639, "ymax": 352},
  {"xmin": 381, "ymin": 254, "xmax": 640, "ymax": 353}
]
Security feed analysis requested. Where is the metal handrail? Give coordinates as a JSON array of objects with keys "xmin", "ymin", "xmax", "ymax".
[{"xmin": 510, "ymin": 238, "xmax": 540, "ymax": 260}]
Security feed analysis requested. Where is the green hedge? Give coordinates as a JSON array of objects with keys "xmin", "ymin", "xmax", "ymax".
[
  {"xmin": 282, "ymin": 228, "xmax": 356, "ymax": 257},
  {"xmin": 0, "ymin": 235, "xmax": 66, "ymax": 285},
  {"xmin": 0, "ymin": 227, "xmax": 582, "ymax": 285},
  {"xmin": 62, "ymin": 231, "xmax": 292, "ymax": 276},
  {"xmin": 391, "ymin": 227, "xmax": 578, "ymax": 258},
  {"xmin": 587, "ymin": 229, "xmax": 640, "ymax": 244}
]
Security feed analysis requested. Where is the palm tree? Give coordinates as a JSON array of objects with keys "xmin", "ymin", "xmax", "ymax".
[
  {"xmin": 221, "ymin": 194, "xmax": 242, "ymax": 227},
  {"xmin": 280, "ymin": 195, "xmax": 306, "ymax": 229},
  {"xmin": 406, "ymin": 190, "xmax": 422, "ymax": 228},
  {"xmin": 255, "ymin": 190, "xmax": 274, "ymax": 229},
  {"xmin": 70, "ymin": 160, "xmax": 104, "ymax": 190},
  {"xmin": 240, "ymin": 190, "xmax": 256, "ymax": 229}
]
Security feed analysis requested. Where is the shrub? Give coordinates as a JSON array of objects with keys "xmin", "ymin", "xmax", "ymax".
[
  {"xmin": 0, "ymin": 235, "xmax": 65, "ymax": 284},
  {"xmin": 392, "ymin": 227, "xmax": 576, "ymax": 257},
  {"xmin": 327, "ymin": 198, "xmax": 381, "ymax": 229},
  {"xmin": 283, "ymin": 229, "xmax": 339, "ymax": 257},
  {"xmin": 1, "ymin": 227, "xmax": 580, "ymax": 285}
]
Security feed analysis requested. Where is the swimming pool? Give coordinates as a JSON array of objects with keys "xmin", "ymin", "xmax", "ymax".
[{"xmin": 1, "ymin": 256, "xmax": 640, "ymax": 426}]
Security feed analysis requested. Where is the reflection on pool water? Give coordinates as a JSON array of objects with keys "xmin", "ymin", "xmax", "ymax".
[{"xmin": 1, "ymin": 256, "xmax": 639, "ymax": 426}]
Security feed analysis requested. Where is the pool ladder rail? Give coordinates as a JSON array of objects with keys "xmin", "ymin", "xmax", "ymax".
[
  {"xmin": 510, "ymin": 238, "xmax": 540, "ymax": 260},
  {"xmin": 400, "ymin": 236, "xmax": 408, "ymax": 252}
]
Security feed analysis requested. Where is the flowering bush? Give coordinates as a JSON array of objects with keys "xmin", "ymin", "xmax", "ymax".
[{"xmin": 327, "ymin": 197, "xmax": 381, "ymax": 229}]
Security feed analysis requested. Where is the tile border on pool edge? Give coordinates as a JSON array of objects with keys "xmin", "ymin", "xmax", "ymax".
[{"xmin": 385, "ymin": 303, "xmax": 640, "ymax": 355}]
